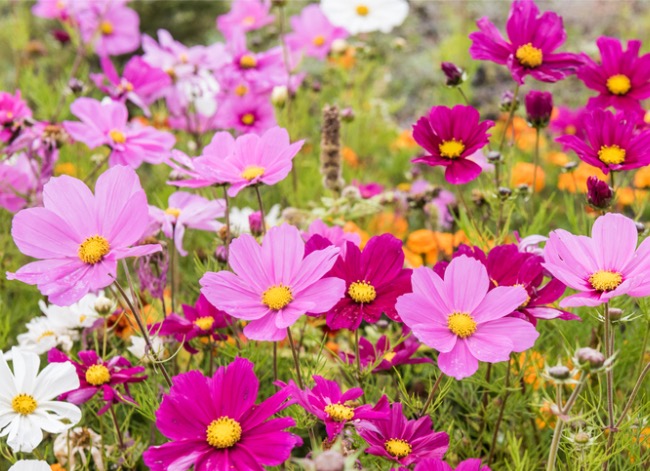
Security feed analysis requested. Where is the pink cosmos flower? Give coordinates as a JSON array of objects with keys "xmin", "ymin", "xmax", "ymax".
[
  {"xmin": 286, "ymin": 4, "xmax": 348, "ymax": 61},
  {"xmin": 143, "ymin": 357, "xmax": 302, "ymax": 471},
  {"xmin": 469, "ymin": 0, "xmax": 582, "ymax": 84},
  {"xmin": 286, "ymin": 376, "xmax": 389, "ymax": 440},
  {"xmin": 397, "ymin": 256, "xmax": 539, "ymax": 380},
  {"xmin": 356, "ymin": 402, "xmax": 449, "ymax": 466},
  {"xmin": 412, "ymin": 105, "xmax": 494, "ymax": 185},
  {"xmin": 149, "ymin": 191, "xmax": 225, "ymax": 256},
  {"xmin": 549, "ymin": 106, "xmax": 587, "ymax": 141},
  {"xmin": 414, "ymin": 458, "xmax": 491, "ymax": 471},
  {"xmin": 91, "ymin": 56, "xmax": 171, "ymax": 115},
  {"xmin": 577, "ymin": 37, "xmax": 650, "ymax": 117},
  {"xmin": 216, "ymin": 0, "xmax": 275, "ymax": 39},
  {"xmin": 556, "ymin": 109, "xmax": 650, "ymax": 174},
  {"xmin": 76, "ymin": 0, "xmax": 140, "ymax": 56},
  {"xmin": 217, "ymin": 92, "xmax": 277, "ymax": 136},
  {"xmin": 32, "ymin": 0, "xmax": 72, "ymax": 20},
  {"xmin": 167, "ymin": 137, "xmax": 232, "ymax": 189},
  {"xmin": 200, "ymin": 223, "xmax": 345, "ymax": 341},
  {"xmin": 354, "ymin": 180, "xmax": 385, "ymax": 198},
  {"xmin": 7, "ymin": 166, "xmax": 161, "ymax": 305},
  {"xmin": 0, "ymin": 90, "xmax": 32, "ymax": 143},
  {"xmin": 48, "ymin": 349, "xmax": 146, "ymax": 415},
  {"xmin": 543, "ymin": 213, "xmax": 650, "ymax": 307},
  {"xmin": 303, "ymin": 219, "xmax": 361, "ymax": 253},
  {"xmin": 0, "ymin": 153, "xmax": 39, "ymax": 213},
  {"xmin": 63, "ymin": 98, "xmax": 175, "ymax": 168}
]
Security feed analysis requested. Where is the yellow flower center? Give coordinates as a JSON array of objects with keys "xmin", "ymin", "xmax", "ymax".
[
  {"xmin": 165, "ymin": 207, "xmax": 181, "ymax": 218},
  {"xmin": 589, "ymin": 270, "xmax": 623, "ymax": 292},
  {"xmin": 36, "ymin": 330, "xmax": 56, "ymax": 342},
  {"xmin": 85, "ymin": 364, "xmax": 111, "ymax": 386},
  {"xmin": 109, "ymin": 129, "xmax": 126, "ymax": 144},
  {"xmin": 194, "ymin": 316, "xmax": 215, "ymax": 331},
  {"xmin": 241, "ymin": 113, "xmax": 256, "ymax": 126},
  {"xmin": 447, "ymin": 312, "xmax": 477, "ymax": 338},
  {"xmin": 242, "ymin": 15, "xmax": 256, "ymax": 26},
  {"xmin": 241, "ymin": 165, "xmax": 265, "ymax": 181},
  {"xmin": 438, "ymin": 139, "xmax": 465, "ymax": 159},
  {"xmin": 100, "ymin": 21, "xmax": 113, "ymax": 35},
  {"xmin": 383, "ymin": 351, "xmax": 397, "ymax": 362},
  {"xmin": 384, "ymin": 438, "xmax": 412, "ymax": 458},
  {"xmin": 606, "ymin": 74, "xmax": 631, "ymax": 95},
  {"xmin": 12, "ymin": 394, "xmax": 37, "ymax": 415},
  {"xmin": 566, "ymin": 124, "xmax": 577, "ymax": 135},
  {"xmin": 239, "ymin": 55, "xmax": 257, "ymax": 69},
  {"xmin": 313, "ymin": 35, "xmax": 326, "ymax": 47},
  {"xmin": 324, "ymin": 403, "xmax": 355, "ymax": 422},
  {"xmin": 598, "ymin": 145, "xmax": 626, "ymax": 165},
  {"xmin": 78, "ymin": 235, "xmax": 110, "ymax": 265},
  {"xmin": 262, "ymin": 284, "xmax": 293, "ymax": 310},
  {"xmin": 516, "ymin": 43, "xmax": 543, "ymax": 68},
  {"xmin": 206, "ymin": 416, "xmax": 242, "ymax": 448},
  {"xmin": 348, "ymin": 281, "xmax": 377, "ymax": 304},
  {"xmin": 235, "ymin": 84, "xmax": 249, "ymax": 97},
  {"xmin": 356, "ymin": 5, "xmax": 370, "ymax": 16}
]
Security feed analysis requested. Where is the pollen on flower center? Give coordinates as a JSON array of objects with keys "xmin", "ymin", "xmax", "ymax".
[
  {"xmin": 241, "ymin": 165, "xmax": 265, "ymax": 181},
  {"xmin": 356, "ymin": 4, "xmax": 370, "ymax": 16},
  {"xmin": 235, "ymin": 84, "xmax": 249, "ymax": 97},
  {"xmin": 262, "ymin": 284, "xmax": 293, "ymax": 310},
  {"xmin": 447, "ymin": 312, "xmax": 477, "ymax": 338},
  {"xmin": 165, "ymin": 207, "xmax": 182, "ymax": 218},
  {"xmin": 206, "ymin": 416, "xmax": 242, "ymax": 448},
  {"xmin": 78, "ymin": 235, "xmax": 110, "ymax": 265},
  {"xmin": 597, "ymin": 145, "xmax": 626, "ymax": 165},
  {"xmin": 194, "ymin": 316, "xmax": 215, "ymax": 331},
  {"xmin": 438, "ymin": 139, "xmax": 465, "ymax": 159},
  {"xmin": 36, "ymin": 330, "xmax": 56, "ymax": 342},
  {"xmin": 241, "ymin": 113, "xmax": 256, "ymax": 126},
  {"xmin": 589, "ymin": 270, "xmax": 623, "ymax": 292},
  {"xmin": 606, "ymin": 74, "xmax": 631, "ymax": 95},
  {"xmin": 516, "ymin": 43, "xmax": 543, "ymax": 68},
  {"xmin": 109, "ymin": 129, "xmax": 126, "ymax": 144},
  {"xmin": 239, "ymin": 54, "xmax": 257, "ymax": 69},
  {"xmin": 324, "ymin": 403, "xmax": 355, "ymax": 422},
  {"xmin": 313, "ymin": 35, "xmax": 326, "ymax": 47},
  {"xmin": 384, "ymin": 438, "xmax": 412, "ymax": 458},
  {"xmin": 11, "ymin": 394, "xmax": 37, "ymax": 415},
  {"xmin": 85, "ymin": 364, "xmax": 111, "ymax": 386},
  {"xmin": 242, "ymin": 15, "xmax": 256, "ymax": 26},
  {"xmin": 100, "ymin": 21, "xmax": 114, "ymax": 35},
  {"xmin": 383, "ymin": 351, "xmax": 397, "ymax": 362},
  {"xmin": 348, "ymin": 280, "xmax": 377, "ymax": 303}
]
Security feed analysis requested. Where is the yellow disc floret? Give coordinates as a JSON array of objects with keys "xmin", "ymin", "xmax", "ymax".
[
  {"xmin": 356, "ymin": 5, "xmax": 370, "ymax": 16},
  {"xmin": 324, "ymin": 403, "xmax": 355, "ymax": 422},
  {"xmin": 383, "ymin": 351, "xmax": 397, "ymax": 362},
  {"xmin": 348, "ymin": 281, "xmax": 377, "ymax": 304},
  {"xmin": 606, "ymin": 74, "xmax": 631, "ymax": 95},
  {"xmin": 447, "ymin": 312, "xmax": 477, "ymax": 338},
  {"xmin": 384, "ymin": 438, "xmax": 412, "ymax": 458},
  {"xmin": 235, "ymin": 84, "xmax": 249, "ymax": 97},
  {"xmin": 516, "ymin": 43, "xmax": 543, "ymax": 68},
  {"xmin": 438, "ymin": 139, "xmax": 465, "ymax": 159},
  {"xmin": 100, "ymin": 21, "xmax": 114, "ymax": 35},
  {"xmin": 206, "ymin": 416, "xmax": 242, "ymax": 448},
  {"xmin": 239, "ymin": 55, "xmax": 257, "ymax": 69},
  {"xmin": 241, "ymin": 165, "xmax": 265, "ymax": 181},
  {"xmin": 313, "ymin": 35, "xmax": 326, "ymax": 47},
  {"xmin": 78, "ymin": 235, "xmax": 110, "ymax": 265},
  {"xmin": 12, "ymin": 394, "xmax": 37, "ymax": 415},
  {"xmin": 194, "ymin": 316, "xmax": 215, "ymax": 331},
  {"xmin": 165, "ymin": 207, "xmax": 181, "ymax": 219},
  {"xmin": 589, "ymin": 270, "xmax": 623, "ymax": 292},
  {"xmin": 241, "ymin": 113, "xmax": 256, "ymax": 126},
  {"xmin": 85, "ymin": 364, "xmax": 111, "ymax": 386},
  {"xmin": 109, "ymin": 129, "xmax": 126, "ymax": 144},
  {"xmin": 262, "ymin": 284, "xmax": 293, "ymax": 310},
  {"xmin": 598, "ymin": 145, "xmax": 626, "ymax": 165}
]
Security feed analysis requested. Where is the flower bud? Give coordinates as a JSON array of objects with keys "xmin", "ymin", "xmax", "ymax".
[
  {"xmin": 271, "ymin": 86, "xmax": 288, "ymax": 107},
  {"xmin": 340, "ymin": 107, "xmax": 355, "ymax": 123},
  {"xmin": 248, "ymin": 211, "xmax": 264, "ymax": 237},
  {"xmin": 215, "ymin": 246, "xmax": 228, "ymax": 264},
  {"xmin": 586, "ymin": 176, "xmax": 613, "ymax": 209},
  {"xmin": 500, "ymin": 90, "xmax": 519, "ymax": 112},
  {"xmin": 94, "ymin": 296, "xmax": 115, "ymax": 315},
  {"xmin": 607, "ymin": 308, "xmax": 623, "ymax": 322},
  {"xmin": 548, "ymin": 365, "xmax": 572, "ymax": 380},
  {"xmin": 441, "ymin": 62, "xmax": 466, "ymax": 87},
  {"xmin": 563, "ymin": 161, "xmax": 578, "ymax": 172},
  {"xmin": 486, "ymin": 150, "xmax": 502, "ymax": 163},
  {"xmin": 635, "ymin": 221, "xmax": 646, "ymax": 235},
  {"xmin": 52, "ymin": 29, "xmax": 71, "ymax": 45},
  {"xmin": 314, "ymin": 450, "xmax": 346, "ymax": 471},
  {"xmin": 330, "ymin": 39, "xmax": 348, "ymax": 55},
  {"xmin": 575, "ymin": 347, "xmax": 606, "ymax": 371},
  {"xmin": 574, "ymin": 431, "xmax": 591, "ymax": 445},
  {"xmin": 525, "ymin": 90, "xmax": 553, "ymax": 128},
  {"xmin": 498, "ymin": 186, "xmax": 512, "ymax": 198}
]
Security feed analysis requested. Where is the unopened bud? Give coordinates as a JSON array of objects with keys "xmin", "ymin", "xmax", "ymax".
[
  {"xmin": 248, "ymin": 211, "xmax": 264, "ymax": 237},
  {"xmin": 94, "ymin": 296, "xmax": 115, "ymax": 315},
  {"xmin": 340, "ymin": 107, "xmax": 355, "ymax": 123},
  {"xmin": 314, "ymin": 450, "xmax": 345, "ymax": 471},
  {"xmin": 271, "ymin": 86, "xmax": 288, "ymax": 107},
  {"xmin": 586, "ymin": 177, "xmax": 613, "ymax": 209},
  {"xmin": 575, "ymin": 347, "xmax": 606, "ymax": 371},
  {"xmin": 330, "ymin": 39, "xmax": 348, "ymax": 55},
  {"xmin": 548, "ymin": 365, "xmax": 572, "ymax": 380},
  {"xmin": 486, "ymin": 150, "xmax": 502, "ymax": 163},
  {"xmin": 574, "ymin": 431, "xmax": 591, "ymax": 444},
  {"xmin": 608, "ymin": 308, "xmax": 623, "ymax": 322},
  {"xmin": 441, "ymin": 62, "xmax": 466, "ymax": 87}
]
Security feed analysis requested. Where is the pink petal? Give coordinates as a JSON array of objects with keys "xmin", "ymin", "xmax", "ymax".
[
  {"xmin": 437, "ymin": 341, "xmax": 479, "ymax": 380},
  {"xmin": 444, "ymin": 256, "xmax": 489, "ymax": 313},
  {"xmin": 472, "ymin": 286, "xmax": 528, "ymax": 323},
  {"xmin": 591, "ymin": 213, "xmax": 637, "ymax": 270}
]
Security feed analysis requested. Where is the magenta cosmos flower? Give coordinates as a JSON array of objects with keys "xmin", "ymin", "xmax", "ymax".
[
  {"xmin": 308, "ymin": 233, "xmax": 411, "ymax": 330},
  {"xmin": 32, "ymin": 0, "xmax": 72, "ymax": 20},
  {"xmin": 7, "ymin": 166, "xmax": 161, "ymax": 305},
  {"xmin": 412, "ymin": 105, "xmax": 493, "ymax": 185},
  {"xmin": 76, "ymin": 0, "xmax": 140, "ymax": 56},
  {"xmin": 200, "ymin": 224, "xmax": 345, "ymax": 341},
  {"xmin": 0, "ymin": 153, "xmax": 38, "ymax": 213},
  {"xmin": 577, "ymin": 37, "xmax": 650, "ymax": 116},
  {"xmin": 217, "ymin": 89, "xmax": 278, "ymax": 135},
  {"xmin": 63, "ymin": 98, "xmax": 175, "ymax": 168},
  {"xmin": 414, "ymin": 458, "xmax": 491, "ymax": 471},
  {"xmin": 48, "ymin": 349, "xmax": 146, "ymax": 415},
  {"xmin": 397, "ymin": 256, "xmax": 539, "ymax": 380},
  {"xmin": 216, "ymin": 0, "xmax": 275, "ymax": 39},
  {"xmin": 286, "ymin": 4, "xmax": 348, "ymax": 61},
  {"xmin": 143, "ymin": 357, "xmax": 301, "ymax": 471},
  {"xmin": 469, "ymin": 0, "xmax": 582, "ymax": 84},
  {"xmin": 0, "ymin": 90, "xmax": 32, "ymax": 143},
  {"xmin": 303, "ymin": 219, "xmax": 361, "ymax": 253},
  {"xmin": 149, "ymin": 191, "xmax": 225, "ymax": 256},
  {"xmin": 286, "ymin": 376, "xmax": 389, "ymax": 440},
  {"xmin": 556, "ymin": 109, "xmax": 650, "ymax": 174},
  {"xmin": 543, "ymin": 213, "xmax": 650, "ymax": 307},
  {"xmin": 357, "ymin": 402, "xmax": 449, "ymax": 467},
  {"xmin": 549, "ymin": 106, "xmax": 587, "ymax": 141}
]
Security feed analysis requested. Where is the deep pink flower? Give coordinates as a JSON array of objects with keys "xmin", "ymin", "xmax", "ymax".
[
  {"xmin": 549, "ymin": 106, "xmax": 587, "ymax": 141},
  {"xmin": 357, "ymin": 402, "xmax": 449, "ymax": 466},
  {"xmin": 7, "ymin": 166, "xmax": 161, "ymax": 305},
  {"xmin": 286, "ymin": 376, "xmax": 389, "ymax": 440},
  {"xmin": 149, "ymin": 191, "xmax": 225, "ymax": 256},
  {"xmin": 303, "ymin": 219, "xmax": 361, "ymax": 253},
  {"xmin": 32, "ymin": 0, "xmax": 71, "ymax": 20},
  {"xmin": 217, "ymin": 92, "xmax": 277, "ymax": 136},
  {"xmin": 63, "ymin": 98, "xmax": 175, "ymax": 168},
  {"xmin": 543, "ymin": 213, "xmax": 650, "ymax": 307},
  {"xmin": 397, "ymin": 256, "xmax": 539, "ymax": 380},
  {"xmin": 143, "ymin": 357, "xmax": 301, "ymax": 471},
  {"xmin": 556, "ymin": 108, "xmax": 650, "ymax": 174},
  {"xmin": 412, "ymin": 105, "xmax": 493, "ymax": 185},
  {"xmin": 76, "ymin": 0, "xmax": 140, "ymax": 56},
  {"xmin": 216, "ymin": 0, "xmax": 275, "ymax": 39},
  {"xmin": 414, "ymin": 458, "xmax": 491, "ymax": 471},
  {"xmin": 311, "ymin": 233, "xmax": 412, "ymax": 331},
  {"xmin": 0, "ymin": 153, "xmax": 39, "ymax": 213},
  {"xmin": 586, "ymin": 176, "xmax": 613, "ymax": 209},
  {"xmin": 48, "ymin": 349, "xmax": 146, "ymax": 415},
  {"xmin": 200, "ymin": 224, "xmax": 345, "ymax": 341},
  {"xmin": 286, "ymin": 4, "xmax": 348, "ymax": 61},
  {"xmin": 577, "ymin": 37, "xmax": 650, "ymax": 116},
  {"xmin": 0, "ymin": 90, "xmax": 32, "ymax": 143},
  {"xmin": 469, "ymin": 0, "xmax": 582, "ymax": 84},
  {"xmin": 354, "ymin": 180, "xmax": 385, "ymax": 198},
  {"xmin": 525, "ymin": 90, "xmax": 553, "ymax": 128}
]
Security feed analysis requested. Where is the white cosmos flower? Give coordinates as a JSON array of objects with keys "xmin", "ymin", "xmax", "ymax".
[
  {"xmin": 54, "ymin": 427, "xmax": 110, "ymax": 471},
  {"xmin": 228, "ymin": 204, "xmax": 281, "ymax": 236},
  {"xmin": 9, "ymin": 460, "xmax": 51, "ymax": 471},
  {"xmin": 321, "ymin": 0, "xmax": 409, "ymax": 35},
  {"xmin": 39, "ymin": 291, "xmax": 103, "ymax": 329},
  {"xmin": 0, "ymin": 348, "xmax": 81, "ymax": 453},
  {"xmin": 17, "ymin": 316, "xmax": 76, "ymax": 355},
  {"xmin": 127, "ymin": 335, "xmax": 167, "ymax": 363}
]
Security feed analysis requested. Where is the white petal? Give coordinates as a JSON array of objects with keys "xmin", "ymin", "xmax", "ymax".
[
  {"xmin": 33, "ymin": 362, "xmax": 80, "ymax": 401},
  {"xmin": 7, "ymin": 415, "xmax": 43, "ymax": 453},
  {"xmin": 10, "ymin": 348, "xmax": 40, "ymax": 395},
  {"xmin": 9, "ymin": 459, "xmax": 51, "ymax": 471},
  {"xmin": 0, "ymin": 351, "xmax": 18, "ymax": 401}
]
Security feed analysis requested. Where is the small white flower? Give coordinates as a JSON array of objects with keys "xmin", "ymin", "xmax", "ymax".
[
  {"xmin": 39, "ymin": 291, "xmax": 103, "ymax": 330},
  {"xmin": 17, "ymin": 316, "xmax": 76, "ymax": 355},
  {"xmin": 0, "ymin": 348, "xmax": 81, "ymax": 453},
  {"xmin": 8, "ymin": 460, "xmax": 51, "ymax": 471},
  {"xmin": 321, "ymin": 0, "xmax": 409, "ymax": 35},
  {"xmin": 127, "ymin": 335, "xmax": 167, "ymax": 363},
  {"xmin": 228, "ymin": 204, "xmax": 282, "ymax": 235},
  {"xmin": 54, "ymin": 427, "xmax": 110, "ymax": 471}
]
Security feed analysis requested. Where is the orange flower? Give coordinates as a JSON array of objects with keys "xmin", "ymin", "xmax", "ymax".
[
  {"xmin": 54, "ymin": 162, "xmax": 77, "ymax": 177},
  {"xmin": 510, "ymin": 162, "xmax": 546, "ymax": 192},
  {"xmin": 368, "ymin": 212, "xmax": 408, "ymax": 239},
  {"xmin": 342, "ymin": 146, "xmax": 359, "ymax": 168},
  {"xmin": 546, "ymin": 151, "xmax": 570, "ymax": 167},
  {"xmin": 392, "ymin": 129, "xmax": 418, "ymax": 151},
  {"xmin": 634, "ymin": 166, "xmax": 650, "ymax": 189},
  {"xmin": 512, "ymin": 351, "xmax": 545, "ymax": 390},
  {"xmin": 500, "ymin": 116, "xmax": 545, "ymax": 152},
  {"xmin": 343, "ymin": 221, "xmax": 370, "ymax": 247},
  {"xmin": 616, "ymin": 187, "xmax": 648, "ymax": 207},
  {"xmin": 403, "ymin": 247, "xmax": 424, "ymax": 268},
  {"xmin": 329, "ymin": 46, "xmax": 356, "ymax": 69},
  {"xmin": 536, "ymin": 401, "xmax": 557, "ymax": 429},
  {"xmin": 51, "ymin": 465, "xmax": 65, "ymax": 471},
  {"xmin": 557, "ymin": 162, "xmax": 606, "ymax": 193},
  {"xmin": 406, "ymin": 229, "xmax": 437, "ymax": 254}
]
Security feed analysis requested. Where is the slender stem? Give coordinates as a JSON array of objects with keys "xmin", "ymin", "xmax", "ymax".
[
  {"xmin": 476, "ymin": 363, "xmax": 493, "ymax": 448},
  {"xmin": 109, "ymin": 407, "xmax": 125, "ymax": 450},
  {"xmin": 531, "ymin": 127, "xmax": 541, "ymax": 213},
  {"xmin": 52, "ymin": 43, "xmax": 85, "ymax": 121},
  {"xmin": 222, "ymin": 185, "xmax": 231, "ymax": 262},
  {"xmin": 354, "ymin": 329, "xmax": 366, "ymax": 401},
  {"xmin": 546, "ymin": 418, "xmax": 565, "ymax": 471},
  {"xmin": 487, "ymin": 360, "xmax": 512, "ymax": 466},
  {"xmin": 603, "ymin": 303, "xmax": 616, "ymax": 470},
  {"xmin": 610, "ymin": 171, "xmax": 616, "ymax": 192},
  {"xmin": 547, "ymin": 377, "xmax": 587, "ymax": 470},
  {"xmin": 457, "ymin": 87, "xmax": 471, "ymax": 106},
  {"xmin": 273, "ymin": 342, "xmax": 279, "ymax": 388},
  {"xmin": 254, "ymin": 185, "xmax": 267, "ymax": 235},
  {"xmin": 498, "ymin": 84, "xmax": 520, "ymax": 152},
  {"xmin": 419, "ymin": 373, "xmax": 443, "ymax": 417},
  {"xmin": 615, "ymin": 362, "xmax": 650, "ymax": 428},
  {"xmin": 286, "ymin": 327, "xmax": 317, "ymax": 448},
  {"xmin": 82, "ymin": 155, "xmax": 108, "ymax": 184},
  {"xmin": 169, "ymin": 232, "xmax": 176, "ymax": 313}
]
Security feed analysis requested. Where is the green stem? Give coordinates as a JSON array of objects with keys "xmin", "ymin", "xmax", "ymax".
[
  {"xmin": 603, "ymin": 303, "xmax": 616, "ymax": 471},
  {"xmin": 222, "ymin": 185, "xmax": 231, "ymax": 263},
  {"xmin": 487, "ymin": 360, "xmax": 512, "ymax": 466},
  {"xmin": 254, "ymin": 185, "xmax": 267, "ymax": 235},
  {"xmin": 354, "ymin": 329, "xmax": 366, "ymax": 401},
  {"xmin": 531, "ymin": 127, "xmax": 541, "ymax": 213},
  {"xmin": 498, "ymin": 84, "xmax": 520, "ymax": 152},
  {"xmin": 110, "ymin": 407, "xmax": 125, "ymax": 450},
  {"xmin": 419, "ymin": 373, "xmax": 443, "ymax": 417}
]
